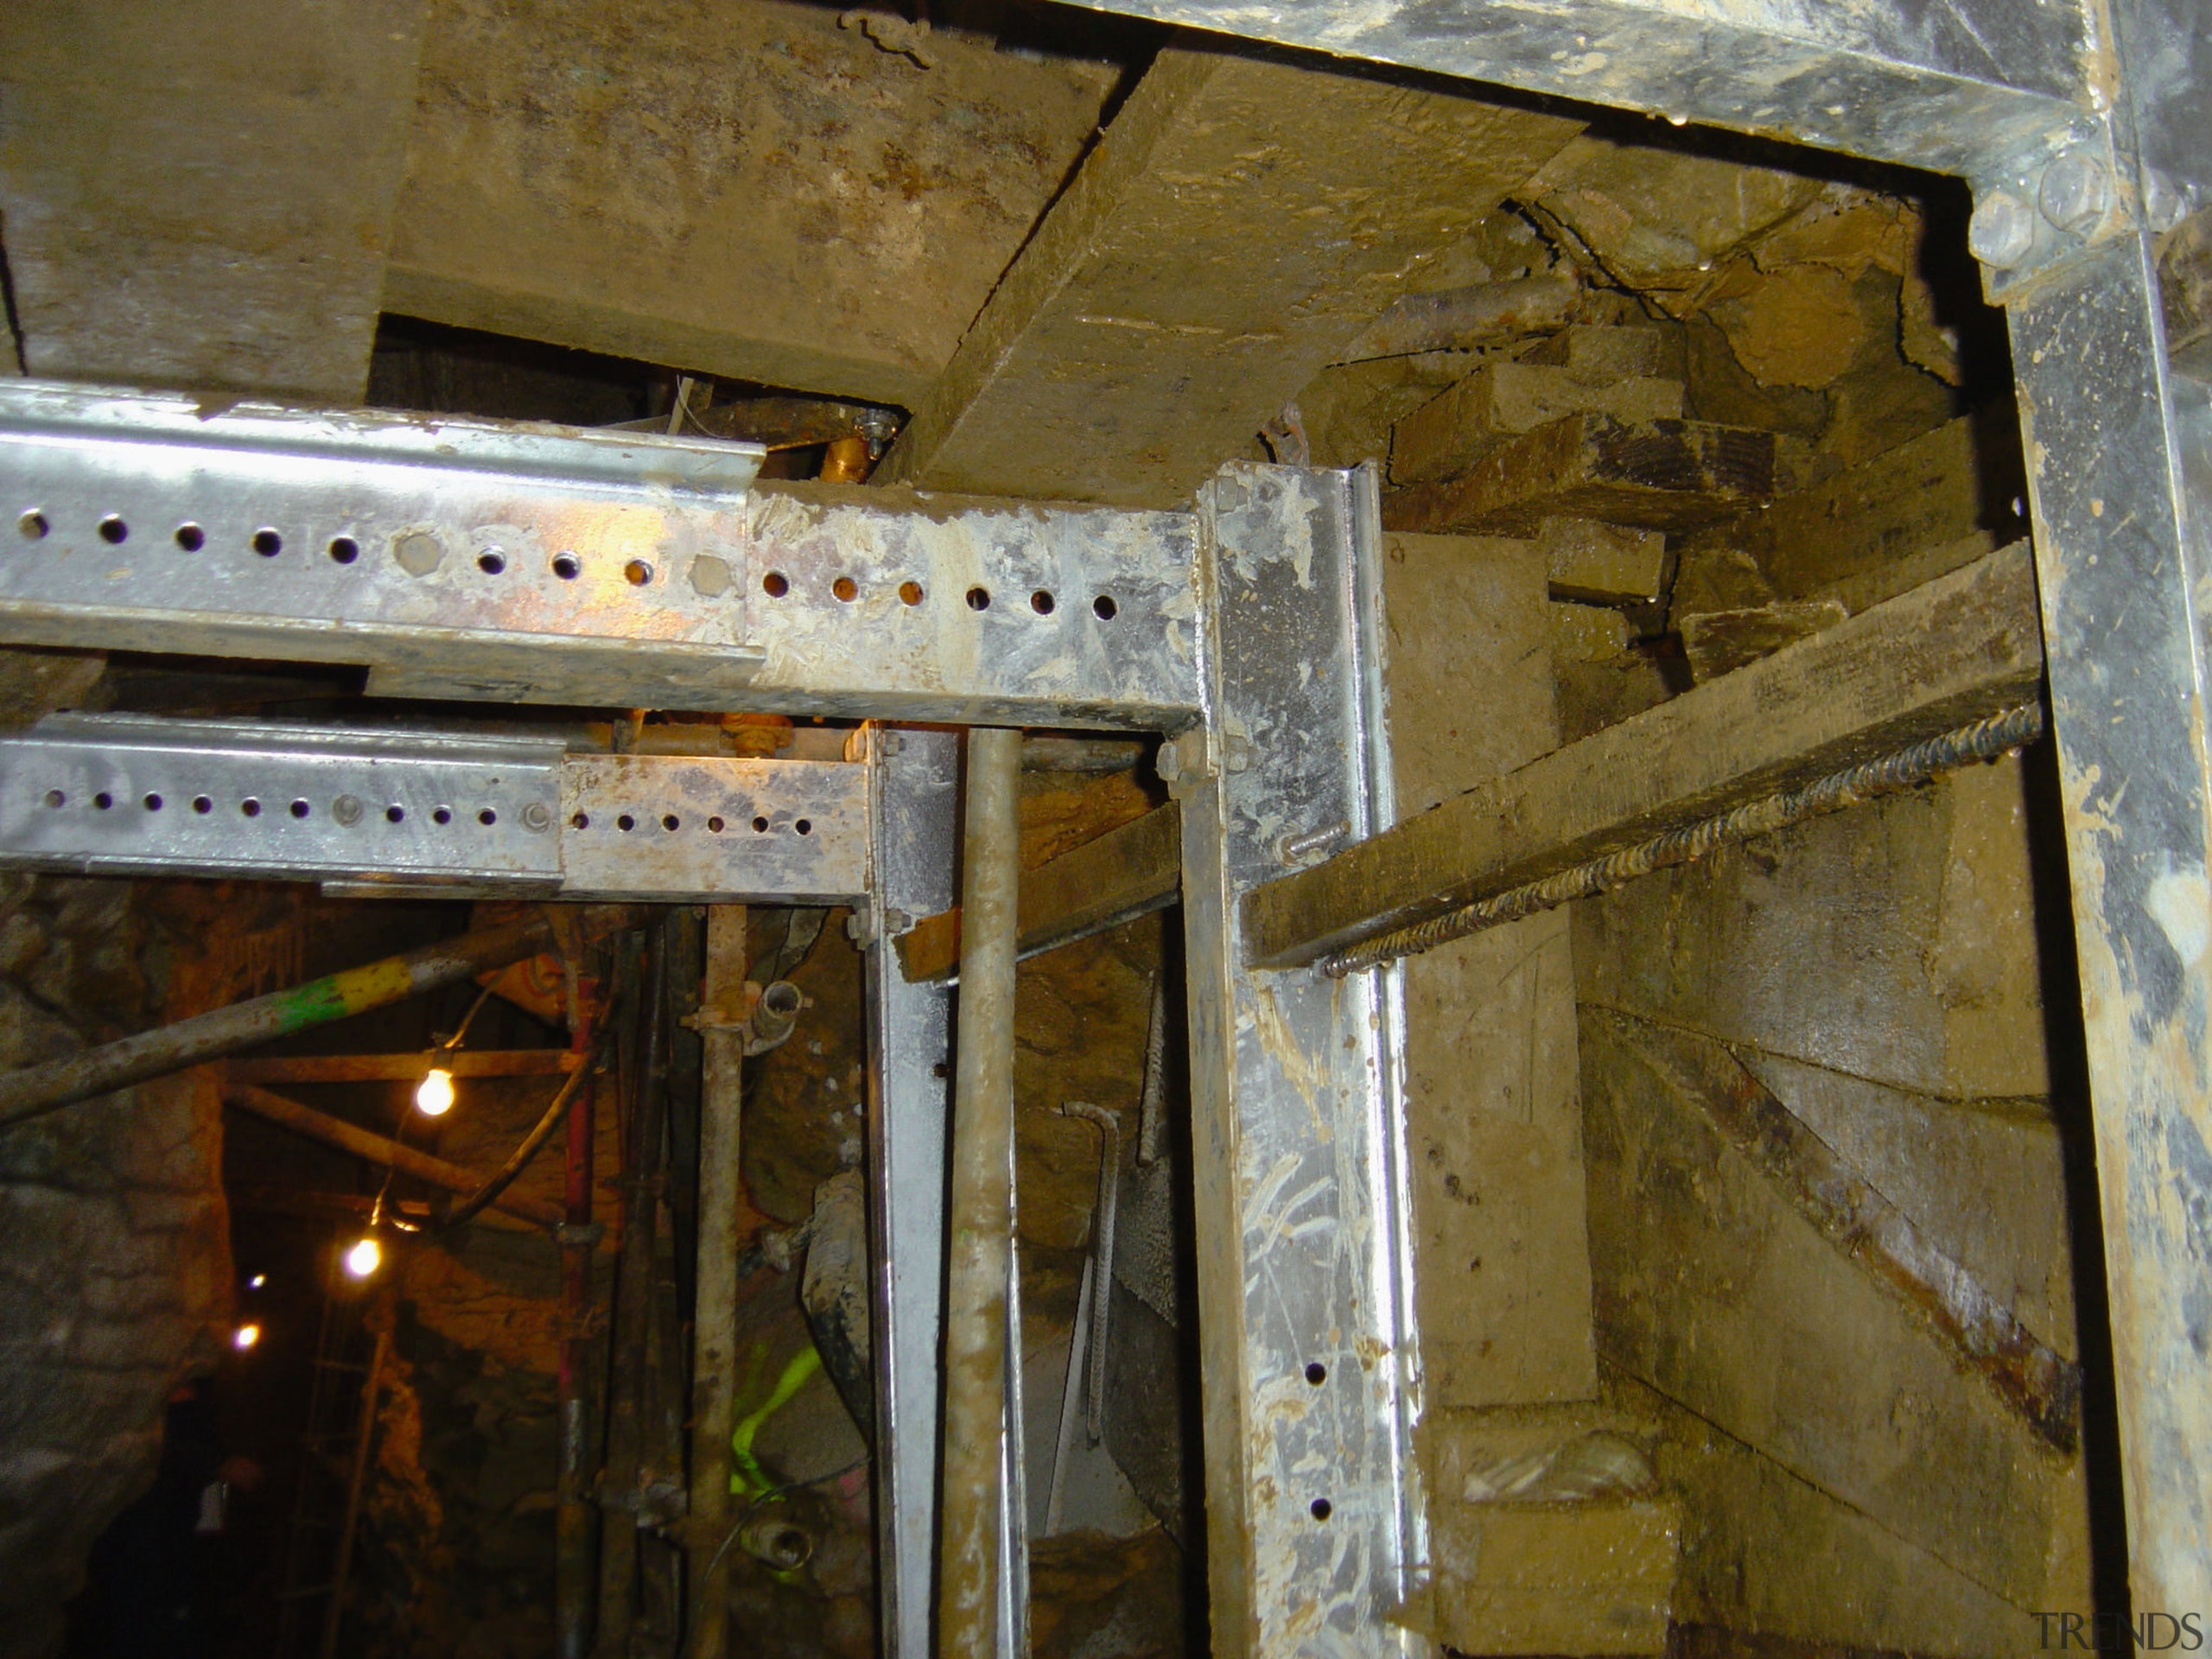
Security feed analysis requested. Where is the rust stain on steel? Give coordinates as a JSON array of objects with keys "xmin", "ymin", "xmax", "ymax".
[
  {"xmin": 1593, "ymin": 1007, "xmax": 2084, "ymax": 1449},
  {"xmin": 741, "ymin": 482, "xmax": 1203, "ymax": 728}
]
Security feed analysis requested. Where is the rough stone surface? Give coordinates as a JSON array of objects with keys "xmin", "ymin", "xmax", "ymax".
[{"xmin": 0, "ymin": 878, "xmax": 234, "ymax": 1656}]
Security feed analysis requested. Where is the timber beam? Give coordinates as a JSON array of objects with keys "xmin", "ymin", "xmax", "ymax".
[
  {"xmin": 895, "ymin": 804, "xmax": 1180, "ymax": 983},
  {"xmin": 1244, "ymin": 541, "xmax": 2045, "ymax": 970}
]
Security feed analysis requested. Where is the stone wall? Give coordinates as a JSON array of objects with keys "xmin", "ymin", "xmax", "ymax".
[{"xmin": 0, "ymin": 877, "xmax": 241, "ymax": 1656}]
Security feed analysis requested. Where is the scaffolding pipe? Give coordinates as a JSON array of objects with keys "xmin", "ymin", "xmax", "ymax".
[
  {"xmin": 0, "ymin": 914, "xmax": 560, "ymax": 1128},
  {"xmin": 597, "ymin": 926, "xmax": 670, "ymax": 1653},
  {"xmin": 556, "ymin": 995, "xmax": 601, "ymax": 1659},
  {"xmin": 222, "ymin": 1082, "xmax": 564, "ymax": 1230},
  {"xmin": 937, "ymin": 726, "xmax": 1023, "ymax": 1654},
  {"xmin": 686, "ymin": 905, "xmax": 749, "ymax": 1659}
]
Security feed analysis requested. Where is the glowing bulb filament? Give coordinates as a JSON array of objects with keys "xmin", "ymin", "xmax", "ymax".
[
  {"xmin": 415, "ymin": 1067, "xmax": 454, "ymax": 1117},
  {"xmin": 345, "ymin": 1236, "xmax": 383, "ymax": 1279},
  {"xmin": 232, "ymin": 1322, "xmax": 261, "ymax": 1351}
]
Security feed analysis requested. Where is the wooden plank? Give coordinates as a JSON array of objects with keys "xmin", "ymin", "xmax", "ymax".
[
  {"xmin": 879, "ymin": 44, "xmax": 1580, "ymax": 507},
  {"xmin": 0, "ymin": 0, "xmax": 430, "ymax": 402},
  {"xmin": 1578, "ymin": 1007, "xmax": 2088, "ymax": 1610},
  {"xmin": 226, "ymin": 1049, "xmax": 578, "ymax": 1084},
  {"xmin": 385, "ymin": 0, "xmax": 1117, "ymax": 408},
  {"xmin": 1383, "ymin": 413, "xmax": 1777, "ymax": 536},
  {"xmin": 1244, "ymin": 540, "xmax": 2044, "ymax": 969},
  {"xmin": 896, "ymin": 804, "xmax": 1179, "ymax": 982}
]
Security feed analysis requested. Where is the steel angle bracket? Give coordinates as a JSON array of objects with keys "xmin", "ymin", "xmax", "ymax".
[
  {"xmin": 0, "ymin": 715, "xmax": 869, "ymax": 901},
  {"xmin": 0, "ymin": 381, "xmax": 1205, "ymax": 728},
  {"xmin": 1178, "ymin": 464, "xmax": 1422, "ymax": 1656}
]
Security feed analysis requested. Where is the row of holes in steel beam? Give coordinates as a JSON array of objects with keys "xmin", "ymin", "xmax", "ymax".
[
  {"xmin": 17, "ymin": 510, "xmax": 655, "ymax": 587},
  {"xmin": 33, "ymin": 788, "xmax": 814, "ymax": 838},
  {"xmin": 760, "ymin": 568, "xmax": 1119, "ymax": 620},
  {"xmin": 17, "ymin": 510, "xmax": 1128, "ymax": 619}
]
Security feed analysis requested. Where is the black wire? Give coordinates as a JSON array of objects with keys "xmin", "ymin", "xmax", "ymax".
[{"xmin": 437, "ymin": 1039, "xmax": 604, "ymax": 1231}]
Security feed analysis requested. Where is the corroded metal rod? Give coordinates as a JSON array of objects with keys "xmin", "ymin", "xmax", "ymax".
[
  {"xmin": 686, "ymin": 905, "xmax": 749, "ymax": 1659},
  {"xmin": 0, "ymin": 915, "xmax": 557, "ymax": 1128},
  {"xmin": 937, "ymin": 726, "xmax": 1022, "ymax": 1654}
]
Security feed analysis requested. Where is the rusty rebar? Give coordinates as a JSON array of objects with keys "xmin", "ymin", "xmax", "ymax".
[{"xmin": 1320, "ymin": 702, "xmax": 2045, "ymax": 977}]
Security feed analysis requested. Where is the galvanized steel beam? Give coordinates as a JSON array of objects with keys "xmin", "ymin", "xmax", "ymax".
[
  {"xmin": 0, "ymin": 715, "xmax": 868, "ymax": 901},
  {"xmin": 0, "ymin": 381, "xmax": 1202, "ymax": 728},
  {"xmin": 1056, "ymin": 0, "xmax": 2099, "ymax": 183}
]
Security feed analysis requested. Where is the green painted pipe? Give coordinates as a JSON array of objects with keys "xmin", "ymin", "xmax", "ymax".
[{"xmin": 0, "ymin": 914, "xmax": 557, "ymax": 1130}]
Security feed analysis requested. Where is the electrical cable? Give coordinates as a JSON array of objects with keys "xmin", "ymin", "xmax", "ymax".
[{"xmin": 438, "ymin": 1040, "xmax": 605, "ymax": 1231}]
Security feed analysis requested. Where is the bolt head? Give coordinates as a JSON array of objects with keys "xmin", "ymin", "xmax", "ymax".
[
  {"xmin": 2145, "ymin": 168, "xmax": 2195, "ymax": 233},
  {"xmin": 519, "ymin": 800, "xmax": 553, "ymax": 833},
  {"xmin": 2039, "ymin": 150, "xmax": 2113, "ymax": 236},
  {"xmin": 1969, "ymin": 189, "xmax": 2038, "ymax": 270},
  {"xmin": 332, "ymin": 793, "xmax": 364, "ymax": 827}
]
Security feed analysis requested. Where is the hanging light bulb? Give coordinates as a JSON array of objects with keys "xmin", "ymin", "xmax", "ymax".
[
  {"xmin": 345, "ymin": 1235, "xmax": 383, "ymax": 1279},
  {"xmin": 232, "ymin": 1322, "xmax": 262, "ymax": 1351},
  {"xmin": 415, "ymin": 1066, "xmax": 455, "ymax": 1117}
]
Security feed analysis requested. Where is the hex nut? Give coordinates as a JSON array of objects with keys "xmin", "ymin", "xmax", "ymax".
[
  {"xmin": 690, "ymin": 554, "xmax": 732, "ymax": 597},
  {"xmin": 332, "ymin": 794, "xmax": 364, "ymax": 827},
  {"xmin": 520, "ymin": 800, "xmax": 554, "ymax": 834},
  {"xmin": 1969, "ymin": 189, "xmax": 2038, "ymax": 270}
]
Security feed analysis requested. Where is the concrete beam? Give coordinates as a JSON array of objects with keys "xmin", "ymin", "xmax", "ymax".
[
  {"xmin": 880, "ymin": 41, "xmax": 1580, "ymax": 506},
  {"xmin": 382, "ymin": 0, "xmax": 1121, "ymax": 408},
  {"xmin": 0, "ymin": 0, "xmax": 430, "ymax": 403}
]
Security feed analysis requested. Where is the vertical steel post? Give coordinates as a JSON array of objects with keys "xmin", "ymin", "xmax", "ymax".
[
  {"xmin": 936, "ymin": 726, "xmax": 1024, "ymax": 1655},
  {"xmin": 685, "ymin": 906, "xmax": 748, "ymax": 1658},
  {"xmin": 1986, "ymin": 0, "xmax": 2212, "ymax": 1608},
  {"xmin": 862, "ymin": 727, "xmax": 959, "ymax": 1658},
  {"xmin": 2007, "ymin": 230, "xmax": 2212, "ymax": 1616},
  {"xmin": 1176, "ymin": 464, "xmax": 1418, "ymax": 1656}
]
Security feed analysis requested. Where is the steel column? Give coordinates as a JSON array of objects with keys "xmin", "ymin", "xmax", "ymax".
[
  {"xmin": 861, "ymin": 727, "xmax": 959, "ymax": 1658},
  {"xmin": 1176, "ymin": 463, "xmax": 1419, "ymax": 1655},
  {"xmin": 2008, "ymin": 240, "xmax": 2212, "ymax": 1611}
]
